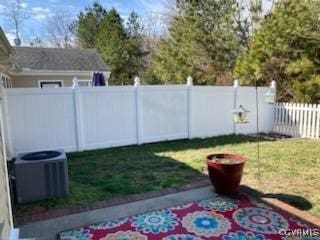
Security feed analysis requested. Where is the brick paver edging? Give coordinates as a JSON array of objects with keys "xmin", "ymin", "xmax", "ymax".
[
  {"xmin": 15, "ymin": 178, "xmax": 210, "ymax": 226},
  {"xmin": 15, "ymin": 181, "xmax": 320, "ymax": 228}
]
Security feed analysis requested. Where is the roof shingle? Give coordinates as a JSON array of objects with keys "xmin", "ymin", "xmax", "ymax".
[{"xmin": 13, "ymin": 47, "xmax": 108, "ymax": 71}]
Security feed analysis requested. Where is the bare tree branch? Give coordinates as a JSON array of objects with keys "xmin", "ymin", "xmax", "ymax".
[
  {"xmin": 29, "ymin": 36, "xmax": 45, "ymax": 48},
  {"xmin": 141, "ymin": 12, "xmax": 167, "ymax": 53},
  {"xmin": 46, "ymin": 10, "xmax": 75, "ymax": 48},
  {"xmin": 2, "ymin": 0, "xmax": 29, "ymax": 45}
]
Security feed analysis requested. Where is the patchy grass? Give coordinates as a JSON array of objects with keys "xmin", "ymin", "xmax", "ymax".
[{"xmin": 15, "ymin": 135, "xmax": 320, "ymax": 219}]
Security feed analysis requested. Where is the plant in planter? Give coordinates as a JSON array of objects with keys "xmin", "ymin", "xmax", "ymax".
[{"xmin": 205, "ymin": 153, "xmax": 246, "ymax": 195}]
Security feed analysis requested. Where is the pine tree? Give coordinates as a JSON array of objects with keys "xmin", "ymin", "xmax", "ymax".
[
  {"xmin": 152, "ymin": 0, "xmax": 241, "ymax": 85},
  {"xmin": 95, "ymin": 8, "xmax": 131, "ymax": 84},
  {"xmin": 125, "ymin": 11, "xmax": 145, "ymax": 79},
  {"xmin": 234, "ymin": 0, "xmax": 320, "ymax": 103},
  {"xmin": 71, "ymin": 1, "xmax": 107, "ymax": 48},
  {"xmin": 126, "ymin": 11, "xmax": 143, "ymax": 39}
]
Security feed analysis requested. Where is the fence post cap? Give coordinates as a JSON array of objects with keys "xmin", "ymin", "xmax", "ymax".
[
  {"xmin": 187, "ymin": 76, "xmax": 193, "ymax": 86},
  {"xmin": 233, "ymin": 79, "xmax": 239, "ymax": 88},
  {"xmin": 72, "ymin": 77, "xmax": 79, "ymax": 88},
  {"xmin": 134, "ymin": 76, "xmax": 141, "ymax": 86}
]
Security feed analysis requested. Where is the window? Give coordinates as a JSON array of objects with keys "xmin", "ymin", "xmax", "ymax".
[
  {"xmin": 38, "ymin": 80, "xmax": 63, "ymax": 88},
  {"xmin": 1, "ymin": 73, "xmax": 12, "ymax": 88},
  {"xmin": 78, "ymin": 80, "xmax": 92, "ymax": 87}
]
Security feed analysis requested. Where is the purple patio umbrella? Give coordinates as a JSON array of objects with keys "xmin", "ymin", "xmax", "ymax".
[{"xmin": 92, "ymin": 72, "xmax": 106, "ymax": 86}]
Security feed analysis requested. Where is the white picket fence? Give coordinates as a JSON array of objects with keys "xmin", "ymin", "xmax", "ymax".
[
  {"xmin": 273, "ymin": 102, "xmax": 320, "ymax": 139},
  {"xmin": 1, "ymin": 80, "xmax": 274, "ymax": 156}
]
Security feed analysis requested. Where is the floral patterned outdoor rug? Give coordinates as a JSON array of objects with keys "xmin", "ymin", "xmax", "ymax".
[{"xmin": 59, "ymin": 193, "xmax": 315, "ymax": 240}]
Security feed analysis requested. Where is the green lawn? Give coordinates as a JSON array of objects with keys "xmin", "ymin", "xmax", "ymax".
[{"xmin": 15, "ymin": 135, "xmax": 320, "ymax": 219}]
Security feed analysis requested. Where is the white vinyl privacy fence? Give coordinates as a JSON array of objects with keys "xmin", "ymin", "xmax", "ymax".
[
  {"xmin": 2, "ymin": 80, "xmax": 274, "ymax": 156},
  {"xmin": 273, "ymin": 102, "xmax": 320, "ymax": 139}
]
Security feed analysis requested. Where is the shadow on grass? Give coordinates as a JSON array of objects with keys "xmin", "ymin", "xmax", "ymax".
[
  {"xmin": 14, "ymin": 134, "xmax": 273, "ymax": 219},
  {"xmin": 145, "ymin": 134, "xmax": 273, "ymax": 153},
  {"xmin": 70, "ymin": 134, "xmax": 273, "ymax": 158},
  {"xmin": 240, "ymin": 185, "xmax": 313, "ymax": 211},
  {"xmin": 264, "ymin": 193, "xmax": 313, "ymax": 211},
  {"xmin": 14, "ymin": 150, "xmax": 208, "ymax": 218}
]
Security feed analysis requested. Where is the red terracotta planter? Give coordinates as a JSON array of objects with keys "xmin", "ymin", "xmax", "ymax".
[{"xmin": 206, "ymin": 153, "xmax": 246, "ymax": 195}]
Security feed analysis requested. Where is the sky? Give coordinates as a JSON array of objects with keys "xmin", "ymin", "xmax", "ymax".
[
  {"xmin": 0, "ymin": 0, "xmax": 168, "ymax": 45},
  {"xmin": 0, "ymin": 0, "xmax": 273, "ymax": 46}
]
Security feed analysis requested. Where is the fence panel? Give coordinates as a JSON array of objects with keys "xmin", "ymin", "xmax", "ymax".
[
  {"xmin": 273, "ymin": 102, "xmax": 320, "ymax": 139},
  {"xmin": 5, "ymin": 88, "xmax": 77, "ymax": 154},
  {"xmin": 236, "ymin": 87, "xmax": 274, "ymax": 134},
  {"xmin": 191, "ymin": 86, "xmax": 234, "ymax": 137},
  {"xmin": 139, "ymin": 85, "xmax": 189, "ymax": 143},
  {"xmin": 80, "ymin": 86, "xmax": 137, "ymax": 150}
]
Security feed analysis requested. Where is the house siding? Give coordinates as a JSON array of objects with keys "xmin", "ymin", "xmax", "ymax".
[
  {"xmin": 12, "ymin": 75, "xmax": 92, "ymax": 88},
  {"xmin": 0, "ymin": 140, "xmax": 11, "ymax": 240},
  {"xmin": 0, "ymin": 28, "xmax": 14, "ymax": 238}
]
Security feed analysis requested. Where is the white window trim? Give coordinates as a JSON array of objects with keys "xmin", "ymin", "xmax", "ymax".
[
  {"xmin": 0, "ymin": 72, "xmax": 12, "ymax": 88},
  {"xmin": 77, "ymin": 79, "xmax": 92, "ymax": 87},
  {"xmin": 38, "ymin": 80, "xmax": 64, "ymax": 88}
]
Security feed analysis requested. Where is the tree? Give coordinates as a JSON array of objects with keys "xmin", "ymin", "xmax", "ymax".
[
  {"xmin": 125, "ymin": 11, "xmax": 145, "ymax": 80},
  {"xmin": 126, "ymin": 11, "xmax": 143, "ymax": 39},
  {"xmin": 248, "ymin": 0, "xmax": 263, "ymax": 31},
  {"xmin": 2, "ymin": 0, "xmax": 29, "ymax": 46},
  {"xmin": 95, "ymin": 8, "xmax": 132, "ymax": 84},
  {"xmin": 234, "ymin": 0, "xmax": 320, "ymax": 103},
  {"xmin": 153, "ymin": 0, "xmax": 241, "ymax": 85},
  {"xmin": 29, "ymin": 36, "xmax": 44, "ymax": 47},
  {"xmin": 47, "ymin": 11, "xmax": 75, "ymax": 48},
  {"xmin": 95, "ymin": 9, "xmax": 146, "ymax": 85},
  {"xmin": 140, "ymin": 12, "xmax": 167, "ymax": 84},
  {"xmin": 71, "ymin": 1, "xmax": 107, "ymax": 48},
  {"xmin": 141, "ymin": 12, "xmax": 166, "ymax": 53},
  {"xmin": 233, "ymin": 1, "xmax": 251, "ymax": 49}
]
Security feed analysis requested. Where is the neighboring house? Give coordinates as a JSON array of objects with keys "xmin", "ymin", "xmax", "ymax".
[
  {"xmin": 0, "ymin": 27, "xmax": 110, "ymax": 88},
  {"xmin": 0, "ymin": 28, "xmax": 20, "ymax": 88}
]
